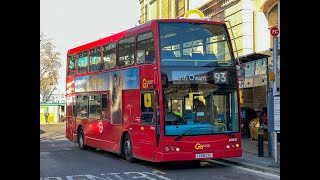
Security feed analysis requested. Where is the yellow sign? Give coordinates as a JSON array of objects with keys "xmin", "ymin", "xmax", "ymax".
[
  {"xmin": 185, "ymin": 9, "xmax": 205, "ymax": 18},
  {"xmin": 144, "ymin": 93, "xmax": 152, "ymax": 107},
  {"xmin": 269, "ymin": 72, "xmax": 274, "ymax": 81},
  {"xmin": 239, "ymin": 90, "xmax": 243, "ymax": 104}
]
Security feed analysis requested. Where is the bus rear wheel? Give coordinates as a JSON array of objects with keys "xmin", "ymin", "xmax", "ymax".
[
  {"xmin": 78, "ymin": 127, "xmax": 87, "ymax": 150},
  {"xmin": 123, "ymin": 134, "xmax": 135, "ymax": 163}
]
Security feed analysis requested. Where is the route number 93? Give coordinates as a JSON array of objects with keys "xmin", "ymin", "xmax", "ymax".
[{"xmin": 213, "ymin": 72, "xmax": 228, "ymax": 84}]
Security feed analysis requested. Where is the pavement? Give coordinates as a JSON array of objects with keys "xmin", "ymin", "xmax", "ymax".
[
  {"xmin": 212, "ymin": 136, "xmax": 280, "ymax": 176},
  {"xmin": 41, "ymin": 122, "xmax": 280, "ymax": 175}
]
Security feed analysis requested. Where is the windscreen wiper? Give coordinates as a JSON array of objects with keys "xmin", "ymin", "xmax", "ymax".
[
  {"xmin": 174, "ymin": 127, "xmax": 194, "ymax": 141},
  {"xmin": 174, "ymin": 127, "xmax": 212, "ymax": 141}
]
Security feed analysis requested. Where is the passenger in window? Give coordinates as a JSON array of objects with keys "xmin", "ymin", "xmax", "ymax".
[
  {"xmin": 212, "ymin": 100, "xmax": 219, "ymax": 121},
  {"xmin": 193, "ymin": 99, "xmax": 206, "ymax": 112},
  {"xmin": 145, "ymin": 50, "xmax": 155, "ymax": 62},
  {"xmin": 193, "ymin": 99, "xmax": 206, "ymax": 123},
  {"xmin": 102, "ymin": 109, "xmax": 107, "ymax": 119},
  {"xmin": 173, "ymin": 106, "xmax": 182, "ymax": 117},
  {"xmin": 80, "ymin": 108, "xmax": 87, "ymax": 117}
]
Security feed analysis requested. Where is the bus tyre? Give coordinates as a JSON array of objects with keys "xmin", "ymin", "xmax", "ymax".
[
  {"xmin": 78, "ymin": 127, "xmax": 87, "ymax": 150},
  {"xmin": 123, "ymin": 134, "xmax": 135, "ymax": 163}
]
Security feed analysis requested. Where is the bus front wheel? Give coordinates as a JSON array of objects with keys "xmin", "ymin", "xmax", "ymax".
[
  {"xmin": 78, "ymin": 127, "xmax": 87, "ymax": 150},
  {"xmin": 123, "ymin": 134, "xmax": 135, "ymax": 163}
]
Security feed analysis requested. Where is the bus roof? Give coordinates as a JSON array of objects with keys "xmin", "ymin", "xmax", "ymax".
[{"xmin": 67, "ymin": 18, "xmax": 225, "ymax": 55}]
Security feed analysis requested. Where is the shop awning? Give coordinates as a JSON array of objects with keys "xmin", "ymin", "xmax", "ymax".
[{"xmin": 236, "ymin": 52, "xmax": 270, "ymax": 65}]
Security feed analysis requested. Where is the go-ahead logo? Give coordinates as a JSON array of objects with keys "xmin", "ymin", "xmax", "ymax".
[{"xmin": 195, "ymin": 143, "xmax": 210, "ymax": 150}]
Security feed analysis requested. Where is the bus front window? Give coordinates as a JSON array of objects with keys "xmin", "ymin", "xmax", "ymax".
[
  {"xmin": 159, "ymin": 22, "xmax": 234, "ymax": 67},
  {"xmin": 163, "ymin": 84, "xmax": 239, "ymax": 136}
]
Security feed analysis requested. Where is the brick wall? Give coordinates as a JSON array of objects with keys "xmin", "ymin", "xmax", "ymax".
[{"xmin": 242, "ymin": 85, "xmax": 266, "ymax": 112}]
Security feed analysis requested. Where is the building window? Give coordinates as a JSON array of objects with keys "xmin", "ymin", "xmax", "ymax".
[
  {"xmin": 145, "ymin": 4, "xmax": 148, "ymax": 22},
  {"xmin": 176, "ymin": 0, "xmax": 185, "ymax": 17}
]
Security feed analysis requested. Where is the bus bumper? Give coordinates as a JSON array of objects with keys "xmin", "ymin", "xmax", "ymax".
[{"xmin": 154, "ymin": 148, "xmax": 242, "ymax": 162}]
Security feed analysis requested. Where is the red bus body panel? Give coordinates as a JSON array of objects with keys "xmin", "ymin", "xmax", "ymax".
[{"xmin": 65, "ymin": 19, "xmax": 242, "ymax": 162}]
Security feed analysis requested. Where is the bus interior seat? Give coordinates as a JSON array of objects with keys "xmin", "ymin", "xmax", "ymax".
[
  {"xmin": 203, "ymin": 53, "xmax": 217, "ymax": 60},
  {"xmin": 192, "ymin": 53, "xmax": 204, "ymax": 59},
  {"xmin": 145, "ymin": 50, "xmax": 155, "ymax": 62},
  {"xmin": 161, "ymin": 51, "xmax": 176, "ymax": 59}
]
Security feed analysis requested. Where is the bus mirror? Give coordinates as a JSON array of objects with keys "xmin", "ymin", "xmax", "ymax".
[
  {"xmin": 236, "ymin": 65, "xmax": 241, "ymax": 70},
  {"xmin": 161, "ymin": 73, "xmax": 168, "ymax": 88},
  {"xmin": 144, "ymin": 93, "xmax": 152, "ymax": 108}
]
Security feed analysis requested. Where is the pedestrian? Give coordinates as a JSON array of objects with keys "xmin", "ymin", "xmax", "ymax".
[
  {"xmin": 259, "ymin": 107, "xmax": 268, "ymax": 137},
  {"xmin": 193, "ymin": 99, "xmax": 207, "ymax": 123},
  {"xmin": 60, "ymin": 110, "xmax": 65, "ymax": 122},
  {"xmin": 44, "ymin": 112, "xmax": 49, "ymax": 124}
]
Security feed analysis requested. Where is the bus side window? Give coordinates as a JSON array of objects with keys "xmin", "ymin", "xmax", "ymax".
[
  {"xmin": 118, "ymin": 37, "xmax": 134, "ymax": 67},
  {"xmin": 101, "ymin": 94, "xmax": 108, "ymax": 120},
  {"xmin": 137, "ymin": 31, "xmax": 154, "ymax": 64},
  {"xmin": 89, "ymin": 47, "xmax": 101, "ymax": 72},
  {"xmin": 102, "ymin": 42, "xmax": 116, "ymax": 70},
  {"xmin": 141, "ymin": 93, "xmax": 154, "ymax": 124},
  {"xmin": 77, "ymin": 51, "xmax": 88, "ymax": 74}
]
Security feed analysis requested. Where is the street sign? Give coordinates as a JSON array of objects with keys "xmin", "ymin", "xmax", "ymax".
[
  {"xmin": 270, "ymin": 27, "xmax": 279, "ymax": 37},
  {"xmin": 274, "ymin": 96, "xmax": 280, "ymax": 131},
  {"xmin": 269, "ymin": 72, "xmax": 274, "ymax": 81}
]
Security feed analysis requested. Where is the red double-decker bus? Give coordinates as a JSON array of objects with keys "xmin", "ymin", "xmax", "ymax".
[{"xmin": 65, "ymin": 18, "xmax": 242, "ymax": 163}]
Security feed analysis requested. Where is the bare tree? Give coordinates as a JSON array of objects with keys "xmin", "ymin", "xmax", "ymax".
[{"xmin": 40, "ymin": 33, "xmax": 62, "ymax": 102}]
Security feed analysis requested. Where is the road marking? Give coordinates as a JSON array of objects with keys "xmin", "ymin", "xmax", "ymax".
[
  {"xmin": 41, "ymin": 172, "xmax": 172, "ymax": 180},
  {"xmin": 152, "ymin": 169, "xmax": 166, "ymax": 175},
  {"xmin": 40, "ymin": 152, "xmax": 51, "ymax": 155}
]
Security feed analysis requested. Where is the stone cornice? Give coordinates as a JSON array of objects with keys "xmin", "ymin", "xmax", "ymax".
[{"xmin": 221, "ymin": 0, "xmax": 239, "ymax": 8}]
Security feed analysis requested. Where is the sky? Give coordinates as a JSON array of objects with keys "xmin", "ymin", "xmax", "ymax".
[{"xmin": 40, "ymin": 0, "xmax": 140, "ymax": 93}]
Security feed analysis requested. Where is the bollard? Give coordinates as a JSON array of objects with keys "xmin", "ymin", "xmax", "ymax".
[{"xmin": 258, "ymin": 128, "xmax": 264, "ymax": 157}]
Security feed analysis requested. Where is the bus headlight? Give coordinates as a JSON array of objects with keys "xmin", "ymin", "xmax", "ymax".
[{"xmin": 164, "ymin": 146, "xmax": 182, "ymax": 152}]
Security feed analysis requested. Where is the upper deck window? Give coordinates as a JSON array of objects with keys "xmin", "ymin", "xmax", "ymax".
[
  {"xmin": 68, "ymin": 54, "xmax": 76, "ymax": 76},
  {"xmin": 77, "ymin": 50, "xmax": 88, "ymax": 74},
  {"xmin": 137, "ymin": 31, "xmax": 155, "ymax": 64},
  {"xmin": 159, "ymin": 22, "xmax": 234, "ymax": 67},
  {"xmin": 118, "ymin": 36, "xmax": 135, "ymax": 67},
  {"xmin": 89, "ymin": 47, "xmax": 101, "ymax": 72},
  {"xmin": 102, "ymin": 42, "xmax": 116, "ymax": 70}
]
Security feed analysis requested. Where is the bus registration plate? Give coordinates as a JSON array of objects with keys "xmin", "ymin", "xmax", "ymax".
[{"xmin": 195, "ymin": 153, "xmax": 213, "ymax": 159}]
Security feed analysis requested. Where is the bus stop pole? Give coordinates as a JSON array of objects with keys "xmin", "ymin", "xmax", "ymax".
[{"xmin": 272, "ymin": 36, "xmax": 279, "ymax": 163}]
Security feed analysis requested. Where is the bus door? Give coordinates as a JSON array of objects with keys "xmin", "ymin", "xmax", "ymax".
[
  {"xmin": 135, "ymin": 91, "xmax": 157, "ymax": 160},
  {"xmin": 66, "ymin": 96, "xmax": 76, "ymax": 141},
  {"xmin": 83, "ymin": 94, "xmax": 106, "ymax": 148},
  {"xmin": 97, "ymin": 93, "xmax": 113, "ymax": 150}
]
